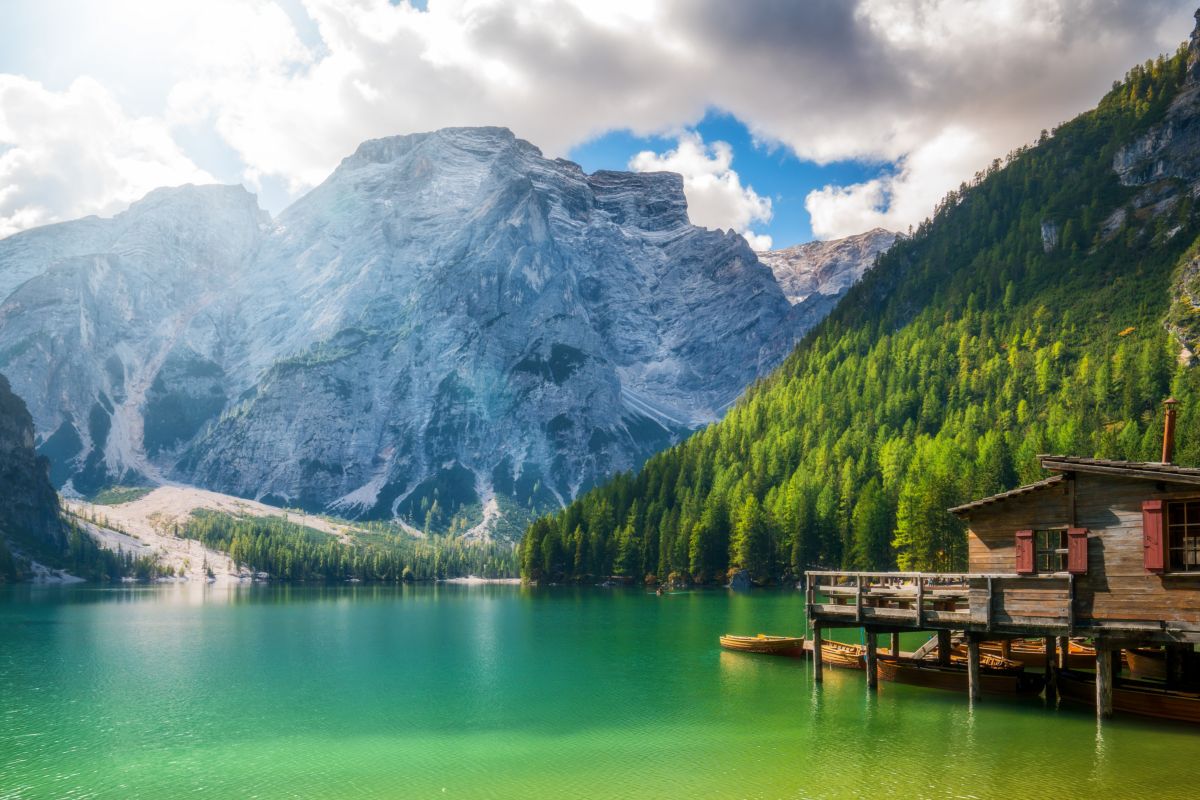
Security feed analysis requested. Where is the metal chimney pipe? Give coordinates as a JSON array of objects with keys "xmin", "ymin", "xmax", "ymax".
[{"xmin": 1163, "ymin": 398, "xmax": 1179, "ymax": 464}]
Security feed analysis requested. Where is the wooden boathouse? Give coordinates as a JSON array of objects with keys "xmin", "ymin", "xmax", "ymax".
[{"xmin": 805, "ymin": 401, "xmax": 1200, "ymax": 717}]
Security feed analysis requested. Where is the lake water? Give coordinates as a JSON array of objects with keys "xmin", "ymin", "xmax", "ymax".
[{"xmin": 1, "ymin": 585, "xmax": 1199, "ymax": 799}]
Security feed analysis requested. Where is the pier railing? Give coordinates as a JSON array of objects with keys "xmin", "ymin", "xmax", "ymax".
[{"xmin": 805, "ymin": 570, "xmax": 1074, "ymax": 634}]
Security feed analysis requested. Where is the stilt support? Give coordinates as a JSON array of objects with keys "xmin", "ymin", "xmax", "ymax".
[
  {"xmin": 966, "ymin": 634, "xmax": 982, "ymax": 702},
  {"xmin": 812, "ymin": 623, "xmax": 823, "ymax": 683},
  {"xmin": 1096, "ymin": 642, "xmax": 1114, "ymax": 718},
  {"xmin": 937, "ymin": 629, "xmax": 952, "ymax": 666},
  {"xmin": 866, "ymin": 630, "xmax": 878, "ymax": 690},
  {"xmin": 1044, "ymin": 636, "xmax": 1058, "ymax": 700},
  {"xmin": 890, "ymin": 632, "xmax": 900, "ymax": 658}
]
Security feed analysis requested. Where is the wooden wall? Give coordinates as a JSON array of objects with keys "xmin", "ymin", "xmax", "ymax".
[{"xmin": 964, "ymin": 473, "xmax": 1200, "ymax": 634}]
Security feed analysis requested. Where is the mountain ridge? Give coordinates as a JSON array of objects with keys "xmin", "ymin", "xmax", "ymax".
[{"xmin": 0, "ymin": 127, "xmax": 886, "ymax": 538}]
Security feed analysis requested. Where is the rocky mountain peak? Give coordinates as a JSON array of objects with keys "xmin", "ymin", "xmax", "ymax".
[
  {"xmin": 757, "ymin": 228, "xmax": 898, "ymax": 305},
  {"xmin": 0, "ymin": 127, "xmax": 804, "ymax": 537}
]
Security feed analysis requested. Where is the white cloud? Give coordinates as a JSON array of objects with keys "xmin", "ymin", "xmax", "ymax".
[
  {"xmin": 0, "ymin": 0, "xmax": 1194, "ymax": 240},
  {"xmin": 0, "ymin": 75, "xmax": 213, "ymax": 238},
  {"xmin": 804, "ymin": 126, "xmax": 985, "ymax": 240},
  {"xmin": 630, "ymin": 132, "xmax": 772, "ymax": 248}
]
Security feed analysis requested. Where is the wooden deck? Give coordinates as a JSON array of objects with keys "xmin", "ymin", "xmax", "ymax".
[{"xmin": 806, "ymin": 571, "xmax": 1076, "ymax": 637}]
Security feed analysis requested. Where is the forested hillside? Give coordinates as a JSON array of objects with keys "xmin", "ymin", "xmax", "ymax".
[{"xmin": 522, "ymin": 44, "xmax": 1200, "ymax": 585}]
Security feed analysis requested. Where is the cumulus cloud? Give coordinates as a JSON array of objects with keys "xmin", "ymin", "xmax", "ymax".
[
  {"xmin": 0, "ymin": 0, "xmax": 1195, "ymax": 239},
  {"xmin": 0, "ymin": 75, "xmax": 212, "ymax": 238},
  {"xmin": 630, "ymin": 132, "xmax": 772, "ymax": 249}
]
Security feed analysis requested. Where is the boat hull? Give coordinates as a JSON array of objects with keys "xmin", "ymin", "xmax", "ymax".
[
  {"xmin": 818, "ymin": 640, "xmax": 866, "ymax": 669},
  {"xmin": 1058, "ymin": 670, "xmax": 1200, "ymax": 723},
  {"xmin": 1125, "ymin": 648, "xmax": 1167, "ymax": 681},
  {"xmin": 877, "ymin": 657, "xmax": 1043, "ymax": 695},
  {"xmin": 719, "ymin": 635, "xmax": 806, "ymax": 657}
]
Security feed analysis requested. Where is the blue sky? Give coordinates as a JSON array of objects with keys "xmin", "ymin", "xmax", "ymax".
[{"xmin": 570, "ymin": 112, "xmax": 890, "ymax": 247}]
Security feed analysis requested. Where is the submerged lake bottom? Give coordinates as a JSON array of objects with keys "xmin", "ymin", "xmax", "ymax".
[{"xmin": 1, "ymin": 584, "xmax": 1198, "ymax": 799}]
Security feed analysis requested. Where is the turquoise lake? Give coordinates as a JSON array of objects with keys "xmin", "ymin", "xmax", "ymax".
[{"xmin": 1, "ymin": 585, "xmax": 1199, "ymax": 799}]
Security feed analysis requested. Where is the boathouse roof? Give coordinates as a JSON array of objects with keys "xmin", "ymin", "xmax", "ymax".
[
  {"xmin": 947, "ymin": 474, "xmax": 1064, "ymax": 516},
  {"xmin": 948, "ymin": 455, "xmax": 1200, "ymax": 517},
  {"xmin": 1038, "ymin": 455, "xmax": 1200, "ymax": 484}
]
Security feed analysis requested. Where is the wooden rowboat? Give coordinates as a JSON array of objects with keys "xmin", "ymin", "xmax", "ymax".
[
  {"xmin": 1058, "ymin": 669, "xmax": 1200, "ymax": 723},
  {"xmin": 719, "ymin": 634, "xmax": 806, "ymax": 657},
  {"xmin": 877, "ymin": 657, "xmax": 1044, "ymax": 695},
  {"xmin": 1125, "ymin": 647, "xmax": 1167, "ymax": 681},
  {"xmin": 819, "ymin": 639, "xmax": 867, "ymax": 669},
  {"xmin": 948, "ymin": 648, "xmax": 1024, "ymax": 671},
  {"xmin": 977, "ymin": 639, "xmax": 1098, "ymax": 670}
]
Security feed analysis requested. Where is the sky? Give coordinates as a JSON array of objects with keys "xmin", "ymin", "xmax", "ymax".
[{"xmin": 0, "ymin": 1, "xmax": 1195, "ymax": 248}]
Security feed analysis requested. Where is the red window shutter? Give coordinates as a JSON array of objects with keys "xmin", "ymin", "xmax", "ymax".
[
  {"xmin": 1142, "ymin": 500, "xmax": 1165, "ymax": 573},
  {"xmin": 1015, "ymin": 529, "xmax": 1034, "ymax": 574},
  {"xmin": 1067, "ymin": 528, "xmax": 1088, "ymax": 574}
]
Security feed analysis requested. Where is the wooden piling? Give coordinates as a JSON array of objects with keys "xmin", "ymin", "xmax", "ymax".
[
  {"xmin": 890, "ymin": 632, "xmax": 900, "ymax": 658},
  {"xmin": 812, "ymin": 623, "xmax": 823, "ymax": 684},
  {"xmin": 1058, "ymin": 636, "xmax": 1070, "ymax": 670},
  {"xmin": 966, "ymin": 635, "xmax": 981, "ymax": 702},
  {"xmin": 1044, "ymin": 636, "xmax": 1058, "ymax": 700},
  {"xmin": 1096, "ymin": 642, "xmax": 1113, "ymax": 718},
  {"xmin": 937, "ymin": 629, "xmax": 952, "ymax": 666},
  {"xmin": 865, "ymin": 630, "xmax": 878, "ymax": 690}
]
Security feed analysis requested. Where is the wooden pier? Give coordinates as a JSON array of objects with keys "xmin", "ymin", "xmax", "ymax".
[{"xmin": 805, "ymin": 441, "xmax": 1200, "ymax": 721}]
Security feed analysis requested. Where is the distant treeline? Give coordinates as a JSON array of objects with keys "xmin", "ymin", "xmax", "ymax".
[
  {"xmin": 179, "ymin": 511, "xmax": 518, "ymax": 581},
  {"xmin": 0, "ymin": 517, "xmax": 168, "ymax": 583},
  {"xmin": 522, "ymin": 48, "xmax": 1200, "ymax": 585}
]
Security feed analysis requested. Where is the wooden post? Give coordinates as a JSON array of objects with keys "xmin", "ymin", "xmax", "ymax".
[
  {"xmin": 937, "ymin": 629, "xmax": 952, "ymax": 666},
  {"xmin": 1096, "ymin": 643, "xmax": 1113, "ymax": 718},
  {"xmin": 1044, "ymin": 636, "xmax": 1058, "ymax": 699},
  {"xmin": 915, "ymin": 576, "xmax": 925, "ymax": 627},
  {"xmin": 966, "ymin": 634, "xmax": 982, "ymax": 702},
  {"xmin": 890, "ymin": 632, "xmax": 901, "ymax": 658},
  {"xmin": 866, "ymin": 630, "xmax": 878, "ymax": 690},
  {"xmin": 812, "ymin": 623, "xmax": 824, "ymax": 684},
  {"xmin": 1000, "ymin": 639, "xmax": 1012, "ymax": 659},
  {"xmin": 1058, "ymin": 636, "xmax": 1070, "ymax": 670}
]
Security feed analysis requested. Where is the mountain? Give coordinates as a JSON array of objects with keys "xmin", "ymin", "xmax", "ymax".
[
  {"xmin": 757, "ymin": 228, "xmax": 897, "ymax": 306},
  {"xmin": 0, "ymin": 373, "xmax": 65, "ymax": 576},
  {"xmin": 520, "ymin": 23, "xmax": 1200, "ymax": 582},
  {"xmin": 0, "ymin": 127, "xmax": 844, "ymax": 537}
]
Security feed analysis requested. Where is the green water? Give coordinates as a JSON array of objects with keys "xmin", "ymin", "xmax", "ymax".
[{"xmin": 1, "ymin": 586, "xmax": 1198, "ymax": 799}]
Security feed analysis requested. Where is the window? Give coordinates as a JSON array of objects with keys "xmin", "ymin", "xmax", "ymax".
[
  {"xmin": 1034, "ymin": 529, "xmax": 1067, "ymax": 573},
  {"xmin": 1166, "ymin": 500, "xmax": 1200, "ymax": 572}
]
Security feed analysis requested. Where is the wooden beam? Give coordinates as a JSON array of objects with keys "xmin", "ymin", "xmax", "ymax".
[
  {"xmin": 812, "ymin": 623, "xmax": 823, "ymax": 684},
  {"xmin": 1058, "ymin": 636, "xmax": 1070, "ymax": 671},
  {"xmin": 1096, "ymin": 643, "xmax": 1114, "ymax": 718},
  {"xmin": 966, "ymin": 635, "xmax": 981, "ymax": 702},
  {"xmin": 1044, "ymin": 636, "xmax": 1058, "ymax": 700},
  {"xmin": 1000, "ymin": 639, "xmax": 1012, "ymax": 659},
  {"xmin": 865, "ymin": 630, "xmax": 878, "ymax": 690},
  {"xmin": 937, "ymin": 629, "xmax": 952, "ymax": 666},
  {"xmin": 890, "ymin": 632, "xmax": 901, "ymax": 657}
]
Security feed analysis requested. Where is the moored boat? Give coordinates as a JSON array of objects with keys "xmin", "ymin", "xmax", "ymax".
[
  {"xmin": 1058, "ymin": 670, "xmax": 1200, "ymax": 723},
  {"xmin": 1125, "ymin": 647, "xmax": 1167, "ymax": 681},
  {"xmin": 877, "ymin": 657, "xmax": 1044, "ymax": 695},
  {"xmin": 818, "ymin": 639, "xmax": 867, "ymax": 669},
  {"xmin": 976, "ymin": 638, "xmax": 1098, "ymax": 670},
  {"xmin": 719, "ymin": 634, "xmax": 806, "ymax": 657}
]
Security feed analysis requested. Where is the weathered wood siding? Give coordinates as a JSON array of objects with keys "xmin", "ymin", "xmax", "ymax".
[{"xmin": 964, "ymin": 473, "xmax": 1200, "ymax": 634}]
